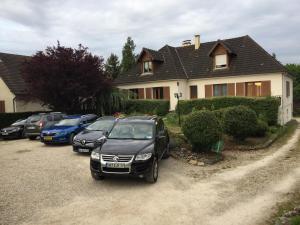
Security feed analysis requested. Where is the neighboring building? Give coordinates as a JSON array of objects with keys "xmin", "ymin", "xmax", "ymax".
[
  {"xmin": 0, "ymin": 52, "xmax": 49, "ymax": 113},
  {"xmin": 115, "ymin": 35, "xmax": 293, "ymax": 125}
]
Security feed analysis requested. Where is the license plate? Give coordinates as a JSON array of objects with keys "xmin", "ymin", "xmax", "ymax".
[
  {"xmin": 106, "ymin": 163, "xmax": 126, "ymax": 168},
  {"xmin": 27, "ymin": 126, "xmax": 35, "ymax": 130},
  {"xmin": 44, "ymin": 136, "xmax": 52, "ymax": 141},
  {"xmin": 2, "ymin": 133, "xmax": 8, "ymax": 135},
  {"xmin": 78, "ymin": 148, "xmax": 89, "ymax": 153}
]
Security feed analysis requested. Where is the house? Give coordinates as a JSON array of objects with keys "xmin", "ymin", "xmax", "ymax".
[
  {"xmin": 115, "ymin": 35, "xmax": 293, "ymax": 125},
  {"xmin": 0, "ymin": 52, "xmax": 49, "ymax": 113}
]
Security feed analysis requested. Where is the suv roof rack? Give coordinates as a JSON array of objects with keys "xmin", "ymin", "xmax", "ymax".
[{"xmin": 125, "ymin": 115, "xmax": 157, "ymax": 121}]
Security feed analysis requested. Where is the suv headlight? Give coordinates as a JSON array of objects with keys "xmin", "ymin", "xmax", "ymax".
[
  {"xmin": 135, "ymin": 153, "xmax": 152, "ymax": 161},
  {"xmin": 91, "ymin": 151, "xmax": 100, "ymax": 160}
]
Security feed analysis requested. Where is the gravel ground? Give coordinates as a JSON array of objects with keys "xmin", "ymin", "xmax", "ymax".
[{"xmin": 0, "ymin": 125, "xmax": 300, "ymax": 225}]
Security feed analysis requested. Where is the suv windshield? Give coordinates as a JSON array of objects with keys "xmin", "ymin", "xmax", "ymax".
[
  {"xmin": 108, "ymin": 122, "xmax": 153, "ymax": 140},
  {"xmin": 55, "ymin": 118, "xmax": 80, "ymax": 126},
  {"xmin": 86, "ymin": 120, "xmax": 114, "ymax": 131}
]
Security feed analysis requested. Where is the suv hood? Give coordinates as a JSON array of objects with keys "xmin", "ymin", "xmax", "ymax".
[
  {"xmin": 76, "ymin": 129, "xmax": 105, "ymax": 141},
  {"xmin": 101, "ymin": 139, "xmax": 153, "ymax": 155},
  {"xmin": 42, "ymin": 125, "xmax": 75, "ymax": 133}
]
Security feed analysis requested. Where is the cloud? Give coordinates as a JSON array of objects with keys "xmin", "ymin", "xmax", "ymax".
[{"xmin": 0, "ymin": 0, "xmax": 299, "ymax": 63}]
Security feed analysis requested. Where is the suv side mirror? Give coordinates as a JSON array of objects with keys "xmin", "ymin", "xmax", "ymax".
[{"xmin": 156, "ymin": 130, "xmax": 165, "ymax": 139}]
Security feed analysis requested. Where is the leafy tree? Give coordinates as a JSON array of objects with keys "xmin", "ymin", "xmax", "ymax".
[
  {"xmin": 22, "ymin": 42, "xmax": 112, "ymax": 113},
  {"xmin": 105, "ymin": 53, "xmax": 120, "ymax": 80},
  {"xmin": 286, "ymin": 64, "xmax": 300, "ymax": 101},
  {"xmin": 121, "ymin": 37, "xmax": 136, "ymax": 72}
]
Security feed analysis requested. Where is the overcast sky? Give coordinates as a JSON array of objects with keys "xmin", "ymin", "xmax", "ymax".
[{"xmin": 0, "ymin": 0, "xmax": 299, "ymax": 64}]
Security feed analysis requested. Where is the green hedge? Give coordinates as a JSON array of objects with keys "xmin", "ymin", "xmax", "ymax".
[
  {"xmin": 177, "ymin": 97, "xmax": 280, "ymax": 125},
  {"xmin": 0, "ymin": 111, "xmax": 47, "ymax": 129},
  {"xmin": 124, "ymin": 100, "xmax": 170, "ymax": 116}
]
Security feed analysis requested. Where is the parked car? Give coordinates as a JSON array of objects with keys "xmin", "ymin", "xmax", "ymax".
[
  {"xmin": 0, "ymin": 119, "xmax": 27, "ymax": 140},
  {"xmin": 24, "ymin": 112, "xmax": 65, "ymax": 140},
  {"xmin": 72, "ymin": 116, "xmax": 117, "ymax": 153},
  {"xmin": 90, "ymin": 116, "xmax": 170, "ymax": 183},
  {"xmin": 40, "ymin": 114, "xmax": 97, "ymax": 144}
]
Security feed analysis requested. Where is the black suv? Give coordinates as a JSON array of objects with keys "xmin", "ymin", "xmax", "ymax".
[
  {"xmin": 72, "ymin": 116, "xmax": 117, "ymax": 153},
  {"xmin": 24, "ymin": 112, "xmax": 65, "ymax": 140},
  {"xmin": 90, "ymin": 116, "xmax": 170, "ymax": 183}
]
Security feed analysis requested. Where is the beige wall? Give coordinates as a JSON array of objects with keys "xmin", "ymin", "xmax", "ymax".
[
  {"xmin": 117, "ymin": 80, "xmax": 186, "ymax": 110},
  {"xmin": 15, "ymin": 99, "xmax": 50, "ymax": 112},
  {"xmin": 186, "ymin": 73, "xmax": 283, "ymax": 98},
  {"xmin": 0, "ymin": 77, "xmax": 15, "ymax": 112},
  {"xmin": 117, "ymin": 72, "xmax": 293, "ymax": 125}
]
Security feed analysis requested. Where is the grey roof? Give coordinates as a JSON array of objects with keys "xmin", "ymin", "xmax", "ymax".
[
  {"xmin": 0, "ymin": 52, "xmax": 30, "ymax": 95},
  {"xmin": 137, "ymin": 48, "xmax": 164, "ymax": 62},
  {"xmin": 115, "ymin": 35, "xmax": 287, "ymax": 85}
]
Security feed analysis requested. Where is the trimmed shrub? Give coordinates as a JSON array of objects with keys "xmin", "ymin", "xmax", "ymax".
[
  {"xmin": 0, "ymin": 111, "xmax": 47, "ymax": 129},
  {"xmin": 177, "ymin": 97, "xmax": 280, "ymax": 125},
  {"xmin": 252, "ymin": 119, "xmax": 268, "ymax": 137},
  {"xmin": 124, "ymin": 100, "xmax": 169, "ymax": 116},
  {"xmin": 224, "ymin": 106, "xmax": 258, "ymax": 141},
  {"xmin": 181, "ymin": 110, "xmax": 222, "ymax": 151},
  {"xmin": 213, "ymin": 107, "xmax": 232, "ymax": 131}
]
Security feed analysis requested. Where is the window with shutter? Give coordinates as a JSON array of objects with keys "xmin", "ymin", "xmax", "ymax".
[
  {"xmin": 190, "ymin": 86, "xmax": 198, "ymax": 99},
  {"xmin": 286, "ymin": 81, "xmax": 290, "ymax": 97},
  {"xmin": 215, "ymin": 54, "xmax": 227, "ymax": 69},
  {"xmin": 213, "ymin": 84, "xmax": 227, "ymax": 96}
]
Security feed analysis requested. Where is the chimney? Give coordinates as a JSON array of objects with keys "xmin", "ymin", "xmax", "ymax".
[{"xmin": 194, "ymin": 34, "xmax": 200, "ymax": 50}]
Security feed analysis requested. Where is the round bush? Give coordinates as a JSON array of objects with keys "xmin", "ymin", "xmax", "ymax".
[
  {"xmin": 224, "ymin": 106, "xmax": 258, "ymax": 140},
  {"xmin": 252, "ymin": 119, "xmax": 268, "ymax": 137},
  {"xmin": 181, "ymin": 110, "xmax": 222, "ymax": 151}
]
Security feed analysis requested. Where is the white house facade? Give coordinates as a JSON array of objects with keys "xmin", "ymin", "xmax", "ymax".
[{"xmin": 115, "ymin": 35, "xmax": 292, "ymax": 125}]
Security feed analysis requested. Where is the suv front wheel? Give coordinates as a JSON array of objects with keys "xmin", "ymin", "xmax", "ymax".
[
  {"xmin": 145, "ymin": 157, "xmax": 158, "ymax": 183},
  {"xmin": 91, "ymin": 171, "xmax": 104, "ymax": 180}
]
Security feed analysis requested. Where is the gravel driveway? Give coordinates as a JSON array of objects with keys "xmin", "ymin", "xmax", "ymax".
[{"xmin": 1, "ymin": 125, "xmax": 300, "ymax": 225}]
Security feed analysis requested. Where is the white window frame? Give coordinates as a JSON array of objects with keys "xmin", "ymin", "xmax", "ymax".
[{"xmin": 143, "ymin": 61, "xmax": 153, "ymax": 73}]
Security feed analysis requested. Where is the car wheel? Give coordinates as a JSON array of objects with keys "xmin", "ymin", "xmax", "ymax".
[
  {"xmin": 162, "ymin": 142, "xmax": 170, "ymax": 159},
  {"xmin": 146, "ymin": 157, "xmax": 158, "ymax": 183},
  {"xmin": 69, "ymin": 133, "xmax": 75, "ymax": 144},
  {"xmin": 91, "ymin": 171, "xmax": 104, "ymax": 180},
  {"xmin": 28, "ymin": 136, "xmax": 36, "ymax": 140},
  {"xmin": 21, "ymin": 130, "xmax": 26, "ymax": 138}
]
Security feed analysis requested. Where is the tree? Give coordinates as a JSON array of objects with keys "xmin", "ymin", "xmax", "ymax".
[
  {"xmin": 22, "ymin": 42, "xmax": 112, "ymax": 113},
  {"xmin": 121, "ymin": 37, "xmax": 136, "ymax": 72},
  {"xmin": 286, "ymin": 64, "xmax": 300, "ymax": 114},
  {"xmin": 105, "ymin": 53, "xmax": 120, "ymax": 80}
]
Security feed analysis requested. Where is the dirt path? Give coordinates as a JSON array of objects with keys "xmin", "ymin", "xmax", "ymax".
[{"xmin": 0, "ymin": 123, "xmax": 300, "ymax": 225}]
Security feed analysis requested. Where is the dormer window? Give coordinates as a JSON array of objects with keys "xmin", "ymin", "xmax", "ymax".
[
  {"xmin": 215, "ymin": 54, "xmax": 227, "ymax": 69},
  {"xmin": 143, "ymin": 61, "xmax": 153, "ymax": 73}
]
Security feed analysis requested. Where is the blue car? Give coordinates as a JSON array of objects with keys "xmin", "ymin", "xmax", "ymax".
[{"xmin": 41, "ymin": 114, "xmax": 97, "ymax": 144}]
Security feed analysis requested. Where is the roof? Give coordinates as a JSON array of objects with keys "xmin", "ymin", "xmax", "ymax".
[
  {"xmin": 137, "ymin": 48, "xmax": 164, "ymax": 62},
  {"xmin": 0, "ymin": 52, "xmax": 30, "ymax": 95},
  {"xmin": 115, "ymin": 35, "xmax": 287, "ymax": 85}
]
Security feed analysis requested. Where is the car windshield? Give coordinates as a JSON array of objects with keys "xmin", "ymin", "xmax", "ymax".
[
  {"xmin": 86, "ymin": 120, "xmax": 114, "ymax": 131},
  {"xmin": 28, "ymin": 115, "xmax": 41, "ymax": 123},
  {"xmin": 55, "ymin": 118, "xmax": 80, "ymax": 126},
  {"xmin": 108, "ymin": 122, "xmax": 153, "ymax": 140}
]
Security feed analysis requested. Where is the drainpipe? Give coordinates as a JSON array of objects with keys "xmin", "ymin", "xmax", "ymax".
[
  {"xmin": 281, "ymin": 73, "xmax": 284, "ymax": 125},
  {"xmin": 13, "ymin": 97, "xmax": 16, "ymax": 112}
]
